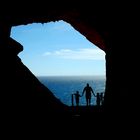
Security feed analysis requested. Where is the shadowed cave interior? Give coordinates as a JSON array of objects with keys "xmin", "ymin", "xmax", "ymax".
[{"xmin": 0, "ymin": 6, "xmax": 137, "ymax": 128}]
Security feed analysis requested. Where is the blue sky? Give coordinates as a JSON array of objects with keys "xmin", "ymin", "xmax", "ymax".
[{"xmin": 11, "ymin": 20, "xmax": 106, "ymax": 76}]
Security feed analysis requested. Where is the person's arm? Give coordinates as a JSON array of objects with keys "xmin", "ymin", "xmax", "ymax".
[
  {"xmin": 82, "ymin": 88, "xmax": 85, "ymax": 96},
  {"xmin": 79, "ymin": 94, "xmax": 82, "ymax": 97},
  {"xmin": 94, "ymin": 92, "xmax": 97, "ymax": 97},
  {"xmin": 91, "ymin": 88, "xmax": 96, "ymax": 97},
  {"xmin": 93, "ymin": 91, "xmax": 96, "ymax": 97}
]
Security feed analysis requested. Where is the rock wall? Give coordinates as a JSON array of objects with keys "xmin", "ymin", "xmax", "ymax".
[{"xmin": 0, "ymin": 5, "xmax": 138, "ymax": 123}]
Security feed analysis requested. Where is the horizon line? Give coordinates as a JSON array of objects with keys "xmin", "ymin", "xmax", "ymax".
[{"xmin": 36, "ymin": 75, "xmax": 106, "ymax": 77}]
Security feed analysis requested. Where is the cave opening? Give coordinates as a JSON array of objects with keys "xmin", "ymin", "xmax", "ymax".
[{"xmin": 11, "ymin": 20, "xmax": 106, "ymax": 106}]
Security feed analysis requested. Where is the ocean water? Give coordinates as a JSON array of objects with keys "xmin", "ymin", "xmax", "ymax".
[{"xmin": 37, "ymin": 76, "xmax": 106, "ymax": 106}]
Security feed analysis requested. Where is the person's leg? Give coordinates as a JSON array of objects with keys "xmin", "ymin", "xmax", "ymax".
[
  {"xmin": 77, "ymin": 100, "xmax": 79, "ymax": 106},
  {"xmin": 76, "ymin": 99, "xmax": 79, "ymax": 106},
  {"xmin": 86, "ymin": 98, "xmax": 88, "ymax": 106},
  {"xmin": 89, "ymin": 98, "xmax": 91, "ymax": 106}
]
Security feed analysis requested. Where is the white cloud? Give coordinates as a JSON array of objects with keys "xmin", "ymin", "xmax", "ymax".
[{"xmin": 43, "ymin": 48, "xmax": 105, "ymax": 60}]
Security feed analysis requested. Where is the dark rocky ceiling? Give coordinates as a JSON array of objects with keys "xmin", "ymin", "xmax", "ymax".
[{"xmin": 0, "ymin": 3, "xmax": 114, "ymax": 51}]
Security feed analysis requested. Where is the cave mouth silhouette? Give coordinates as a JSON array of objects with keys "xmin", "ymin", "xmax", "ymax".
[{"xmin": 11, "ymin": 20, "xmax": 106, "ymax": 106}]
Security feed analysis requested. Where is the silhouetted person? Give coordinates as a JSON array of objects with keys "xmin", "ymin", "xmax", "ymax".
[
  {"xmin": 96, "ymin": 93, "xmax": 101, "ymax": 106},
  {"xmin": 82, "ymin": 83, "xmax": 95, "ymax": 106},
  {"xmin": 71, "ymin": 94, "xmax": 74, "ymax": 106},
  {"xmin": 73, "ymin": 91, "xmax": 81, "ymax": 106},
  {"xmin": 100, "ymin": 92, "xmax": 104, "ymax": 105}
]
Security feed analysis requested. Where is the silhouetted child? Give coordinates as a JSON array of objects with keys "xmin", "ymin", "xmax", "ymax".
[
  {"xmin": 73, "ymin": 91, "xmax": 81, "ymax": 106},
  {"xmin": 96, "ymin": 93, "xmax": 101, "ymax": 106},
  {"xmin": 72, "ymin": 94, "xmax": 74, "ymax": 106},
  {"xmin": 100, "ymin": 92, "xmax": 104, "ymax": 105}
]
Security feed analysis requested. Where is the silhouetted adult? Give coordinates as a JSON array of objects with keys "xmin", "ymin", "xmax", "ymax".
[
  {"xmin": 82, "ymin": 83, "xmax": 95, "ymax": 106},
  {"xmin": 96, "ymin": 93, "xmax": 100, "ymax": 106},
  {"xmin": 73, "ymin": 91, "xmax": 81, "ymax": 106}
]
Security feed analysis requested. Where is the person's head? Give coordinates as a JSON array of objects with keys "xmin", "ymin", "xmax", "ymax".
[
  {"xmin": 87, "ymin": 83, "xmax": 89, "ymax": 87},
  {"xmin": 76, "ymin": 91, "xmax": 79, "ymax": 94},
  {"xmin": 97, "ymin": 93, "xmax": 99, "ymax": 96},
  {"xmin": 100, "ymin": 92, "xmax": 103, "ymax": 96}
]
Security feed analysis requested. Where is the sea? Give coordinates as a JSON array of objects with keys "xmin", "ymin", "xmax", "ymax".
[{"xmin": 37, "ymin": 75, "xmax": 106, "ymax": 106}]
